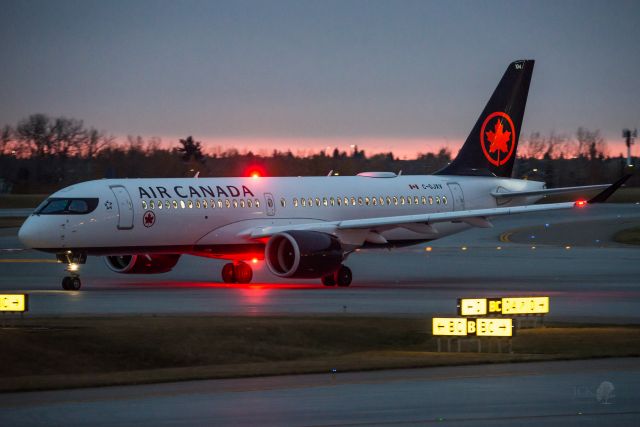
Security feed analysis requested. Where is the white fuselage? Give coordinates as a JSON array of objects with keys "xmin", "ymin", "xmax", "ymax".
[{"xmin": 19, "ymin": 174, "xmax": 544, "ymax": 258}]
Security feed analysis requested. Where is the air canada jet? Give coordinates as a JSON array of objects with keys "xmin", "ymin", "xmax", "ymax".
[{"xmin": 18, "ymin": 60, "xmax": 629, "ymax": 290}]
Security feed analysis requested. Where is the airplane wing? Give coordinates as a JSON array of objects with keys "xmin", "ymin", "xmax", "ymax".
[
  {"xmin": 490, "ymin": 184, "xmax": 609, "ymax": 199},
  {"xmin": 248, "ymin": 175, "xmax": 632, "ymax": 241},
  {"xmin": 248, "ymin": 201, "xmax": 576, "ymax": 239}
]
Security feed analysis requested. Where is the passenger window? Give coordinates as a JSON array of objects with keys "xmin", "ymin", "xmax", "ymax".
[
  {"xmin": 255, "ymin": 199, "xmax": 261, "ymax": 208},
  {"xmin": 173, "ymin": 200, "xmax": 178, "ymax": 209},
  {"xmin": 280, "ymin": 198, "xmax": 286, "ymax": 208},
  {"xmin": 202, "ymin": 200, "xmax": 208, "ymax": 209},
  {"xmin": 301, "ymin": 198, "xmax": 306, "ymax": 207},
  {"xmin": 293, "ymin": 198, "xmax": 299, "ymax": 207},
  {"xmin": 210, "ymin": 199, "xmax": 215, "ymax": 208},
  {"xmin": 386, "ymin": 196, "xmax": 392, "ymax": 206},
  {"xmin": 240, "ymin": 199, "xmax": 246, "ymax": 208},
  {"xmin": 429, "ymin": 196, "xmax": 433, "ymax": 205},
  {"xmin": 372, "ymin": 197, "xmax": 377, "ymax": 206},
  {"xmin": 336, "ymin": 197, "xmax": 341, "ymax": 206},
  {"xmin": 379, "ymin": 196, "xmax": 384, "ymax": 205},
  {"xmin": 323, "ymin": 197, "xmax": 328, "ymax": 207},
  {"xmin": 225, "ymin": 199, "xmax": 231, "ymax": 208},
  {"xmin": 150, "ymin": 200, "xmax": 155, "ymax": 209},
  {"xmin": 217, "ymin": 200, "xmax": 223, "ymax": 208},
  {"xmin": 307, "ymin": 198, "xmax": 312, "ymax": 207},
  {"xmin": 195, "ymin": 200, "xmax": 201, "ymax": 209},
  {"xmin": 414, "ymin": 196, "xmax": 419, "ymax": 205},
  {"xmin": 400, "ymin": 196, "xmax": 405, "ymax": 205},
  {"xmin": 180, "ymin": 200, "xmax": 186, "ymax": 209},
  {"xmin": 421, "ymin": 196, "xmax": 427, "ymax": 205},
  {"xmin": 187, "ymin": 200, "xmax": 193, "ymax": 209},
  {"xmin": 315, "ymin": 197, "xmax": 320, "ymax": 207},
  {"xmin": 330, "ymin": 197, "xmax": 335, "ymax": 206},
  {"xmin": 157, "ymin": 200, "xmax": 163, "ymax": 210},
  {"xmin": 365, "ymin": 197, "xmax": 370, "ymax": 206},
  {"xmin": 436, "ymin": 196, "xmax": 440, "ymax": 204},
  {"xmin": 142, "ymin": 200, "xmax": 148, "ymax": 209},
  {"xmin": 165, "ymin": 200, "xmax": 171, "ymax": 209},
  {"xmin": 443, "ymin": 196, "xmax": 447, "ymax": 205},
  {"xmin": 232, "ymin": 199, "xmax": 238, "ymax": 208},
  {"xmin": 407, "ymin": 197, "xmax": 412, "ymax": 205},
  {"xmin": 358, "ymin": 197, "xmax": 363, "ymax": 206},
  {"xmin": 247, "ymin": 199, "xmax": 253, "ymax": 208}
]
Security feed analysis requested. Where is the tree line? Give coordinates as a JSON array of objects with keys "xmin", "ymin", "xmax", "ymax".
[{"xmin": 0, "ymin": 114, "xmax": 636, "ymax": 193}]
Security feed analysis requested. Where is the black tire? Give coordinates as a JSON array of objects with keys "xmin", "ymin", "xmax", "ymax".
[
  {"xmin": 70, "ymin": 277, "xmax": 82, "ymax": 290},
  {"xmin": 235, "ymin": 262, "xmax": 253, "ymax": 284},
  {"xmin": 61, "ymin": 276, "xmax": 71, "ymax": 290},
  {"xmin": 336, "ymin": 266, "xmax": 352, "ymax": 287},
  {"xmin": 321, "ymin": 274, "xmax": 336, "ymax": 286},
  {"xmin": 221, "ymin": 263, "xmax": 236, "ymax": 283}
]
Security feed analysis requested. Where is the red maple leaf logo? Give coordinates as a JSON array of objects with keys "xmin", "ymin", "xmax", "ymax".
[
  {"xmin": 485, "ymin": 119, "xmax": 511, "ymax": 154},
  {"xmin": 143, "ymin": 211, "xmax": 155, "ymax": 227}
]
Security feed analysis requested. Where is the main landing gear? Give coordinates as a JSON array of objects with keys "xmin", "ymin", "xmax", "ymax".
[
  {"xmin": 56, "ymin": 252, "xmax": 86, "ymax": 291},
  {"xmin": 221, "ymin": 261, "xmax": 253, "ymax": 284},
  {"xmin": 321, "ymin": 265, "xmax": 352, "ymax": 287}
]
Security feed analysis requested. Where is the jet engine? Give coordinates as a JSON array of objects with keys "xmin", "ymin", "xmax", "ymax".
[
  {"xmin": 104, "ymin": 254, "xmax": 181, "ymax": 274},
  {"xmin": 265, "ymin": 231, "xmax": 343, "ymax": 278}
]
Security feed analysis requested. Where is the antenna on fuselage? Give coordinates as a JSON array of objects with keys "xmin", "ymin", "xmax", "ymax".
[
  {"xmin": 194, "ymin": 171, "xmax": 200, "ymax": 178},
  {"xmin": 327, "ymin": 170, "xmax": 333, "ymax": 176}
]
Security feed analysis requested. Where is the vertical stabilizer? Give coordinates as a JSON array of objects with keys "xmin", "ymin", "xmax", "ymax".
[{"xmin": 436, "ymin": 60, "xmax": 534, "ymax": 177}]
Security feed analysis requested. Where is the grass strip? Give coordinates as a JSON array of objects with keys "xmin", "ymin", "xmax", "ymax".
[
  {"xmin": 0, "ymin": 217, "xmax": 25, "ymax": 229},
  {"xmin": 0, "ymin": 316, "xmax": 638, "ymax": 392}
]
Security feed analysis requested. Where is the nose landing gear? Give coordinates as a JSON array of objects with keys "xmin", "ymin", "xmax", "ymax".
[
  {"xmin": 56, "ymin": 252, "xmax": 87, "ymax": 291},
  {"xmin": 221, "ymin": 261, "xmax": 253, "ymax": 284}
]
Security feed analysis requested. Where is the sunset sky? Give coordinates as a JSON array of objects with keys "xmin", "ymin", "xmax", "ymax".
[{"xmin": 1, "ymin": 0, "xmax": 639, "ymax": 158}]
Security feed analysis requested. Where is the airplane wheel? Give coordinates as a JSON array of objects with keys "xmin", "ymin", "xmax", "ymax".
[
  {"xmin": 70, "ymin": 277, "xmax": 82, "ymax": 290},
  {"xmin": 321, "ymin": 274, "xmax": 336, "ymax": 286},
  {"xmin": 235, "ymin": 262, "xmax": 253, "ymax": 284},
  {"xmin": 221, "ymin": 263, "xmax": 236, "ymax": 283},
  {"xmin": 336, "ymin": 265, "xmax": 352, "ymax": 287},
  {"xmin": 62, "ymin": 276, "xmax": 81, "ymax": 290}
]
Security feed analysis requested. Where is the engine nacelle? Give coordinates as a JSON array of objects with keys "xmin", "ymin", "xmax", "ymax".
[
  {"xmin": 104, "ymin": 254, "xmax": 181, "ymax": 274},
  {"xmin": 265, "ymin": 231, "xmax": 343, "ymax": 278}
]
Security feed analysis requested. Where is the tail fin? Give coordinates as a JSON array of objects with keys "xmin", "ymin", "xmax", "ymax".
[{"xmin": 436, "ymin": 60, "xmax": 534, "ymax": 178}]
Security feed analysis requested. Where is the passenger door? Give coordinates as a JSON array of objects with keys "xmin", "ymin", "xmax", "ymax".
[
  {"xmin": 447, "ymin": 183, "xmax": 465, "ymax": 211},
  {"xmin": 110, "ymin": 185, "xmax": 134, "ymax": 229}
]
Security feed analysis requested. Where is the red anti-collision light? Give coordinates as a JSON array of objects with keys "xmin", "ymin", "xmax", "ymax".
[{"xmin": 575, "ymin": 200, "xmax": 587, "ymax": 208}]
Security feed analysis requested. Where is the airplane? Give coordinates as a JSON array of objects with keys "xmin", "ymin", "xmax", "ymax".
[{"xmin": 17, "ymin": 59, "xmax": 630, "ymax": 290}]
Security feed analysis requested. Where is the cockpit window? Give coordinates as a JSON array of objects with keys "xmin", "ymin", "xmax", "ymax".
[{"xmin": 35, "ymin": 198, "xmax": 99, "ymax": 215}]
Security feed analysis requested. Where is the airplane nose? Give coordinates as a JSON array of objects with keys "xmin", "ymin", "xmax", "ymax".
[{"xmin": 18, "ymin": 217, "xmax": 38, "ymax": 249}]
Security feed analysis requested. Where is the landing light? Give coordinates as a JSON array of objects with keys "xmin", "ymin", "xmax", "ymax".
[
  {"xmin": 68, "ymin": 263, "xmax": 80, "ymax": 272},
  {"xmin": 575, "ymin": 200, "xmax": 587, "ymax": 208},
  {"xmin": 251, "ymin": 258, "xmax": 258, "ymax": 264}
]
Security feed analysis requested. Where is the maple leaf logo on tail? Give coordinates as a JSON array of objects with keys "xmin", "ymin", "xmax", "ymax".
[
  {"xmin": 486, "ymin": 120, "xmax": 511, "ymax": 154},
  {"xmin": 480, "ymin": 112, "xmax": 516, "ymax": 167}
]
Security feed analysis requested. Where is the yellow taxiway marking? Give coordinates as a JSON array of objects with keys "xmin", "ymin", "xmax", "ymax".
[
  {"xmin": 499, "ymin": 232, "xmax": 513, "ymax": 243},
  {"xmin": 0, "ymin": 259, "xmax": 59, "ymax": 264}
]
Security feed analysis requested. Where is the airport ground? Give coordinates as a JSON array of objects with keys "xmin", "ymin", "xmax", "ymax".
[{"xmin": 1, "ymin": 202, "xmax": 639, "ymax": 425}]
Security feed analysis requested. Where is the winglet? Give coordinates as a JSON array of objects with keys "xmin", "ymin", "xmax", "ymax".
[{"xmin": 587, "ymin": 174, "xmax": 633, "ymax": 204}]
